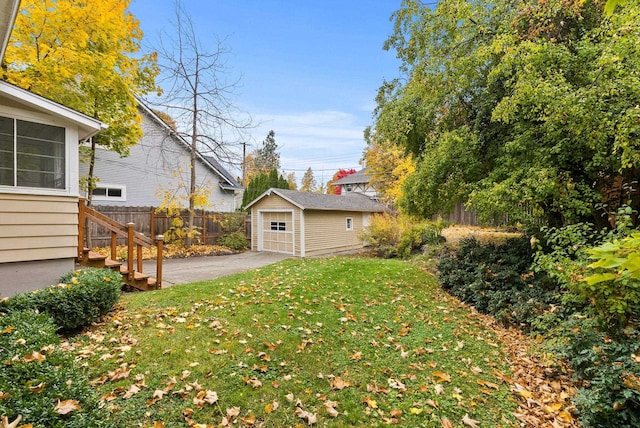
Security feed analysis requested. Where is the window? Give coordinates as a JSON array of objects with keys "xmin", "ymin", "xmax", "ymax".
[
  {"xmin": 346, "ymin": 217, "xmax": 354, "ymax": 231},
  {"xmin": 0, "ymin": 115, "xmax": 66, "ymax": 189},
  {"xmin": 270, "ymin": 221, "xmax": 286, "ymax": 231},
  {"xmin": 345, "ymin": 184, "xmax": 353, "ymax": 192},
  {"xmin": 91, "ymin": 184, "xmax": 126, "ymax": 202}
]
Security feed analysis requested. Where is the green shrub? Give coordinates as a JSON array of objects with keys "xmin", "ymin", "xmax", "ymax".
[
  {"xmin": 0, "ymin": 267, "xmax": 121, "ymax": 331},
  {"xmin": 217, "ymin": 230, "xmax": 248, "ymax": 251},
  {"xmin": 0, "ymin": 310, "xmax": 112, "ymax": 427},
  {"xmin": 437, "ymin": 237, "xmax": 560, "ymax": 330},
  {"xmin": 397, "ymin": 219, "xmax": 447, "ymax": 258},
  {"xmin": 552, "ymin": 319, "xmax": 640, "ymax": 428}
]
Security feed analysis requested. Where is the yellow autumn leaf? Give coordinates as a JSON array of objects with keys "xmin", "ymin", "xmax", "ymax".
[
  {"xmin": 362, "ymin": 396, "xmax": 378, "ymax": 409},
  {"xmin": 544, "ymin": 403, "xmax": 563, "ymax": 413},
  {"xmin": 409, "ymin": 407, "xmax": 423, "ymax": 415},
  {"xmin": 432, "ymin": 371, "xmax": 451, "ymax": 383}
]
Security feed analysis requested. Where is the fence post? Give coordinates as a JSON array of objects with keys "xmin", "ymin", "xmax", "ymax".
[
  {"xmin": 127, "ymin": 223, "xmax": 135, "ymax": 281},
  {"xmin": 150, "ymin": 208, "xmax": 155, "ymax": 240},
  {"xmin": 155, "ymin": 235, "xmax": 164, "ymax": 287},
  {"xmin": 110, "ymin": 231, "xmax": 117, "ymax": 261}
]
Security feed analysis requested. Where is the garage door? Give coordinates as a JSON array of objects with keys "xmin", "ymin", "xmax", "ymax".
[{"xmin": 260, "ymin": 211, "xmax": 294, "ymax": 254}]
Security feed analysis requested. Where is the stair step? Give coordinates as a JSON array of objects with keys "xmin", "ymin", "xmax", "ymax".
[{"xmin": 104, "ymin": 259, "xmax": 122, "ymax": 268}]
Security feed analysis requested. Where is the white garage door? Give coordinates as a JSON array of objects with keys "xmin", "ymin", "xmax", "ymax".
[{"xmin": 260, "ymin": 211, "xmax": 294, "ymax": 255}]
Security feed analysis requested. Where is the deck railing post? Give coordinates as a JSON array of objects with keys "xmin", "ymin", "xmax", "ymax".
[
  {"xmin": 110, "ymin": 231, "xmax": 117, "ymax": 261},
  {"xmin": 137, "ymin": 244, "xmax": 143, "ymax": 274},
  {"xmin": 155, "ymin": 235, "xmax": 164, "ymax": 287},
  {"xmin": 127, "ymin": 223, "xmax": 135, "ymax": 281}
]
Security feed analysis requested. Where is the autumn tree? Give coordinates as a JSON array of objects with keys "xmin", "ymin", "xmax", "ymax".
[
  {"xmin": 363, "ymin": 131, "xmax": 414, "ymax": 204},
  {"xmin": 326, "ymin": 168, "xmax": 356, "ymax": 195},
  {"xmin": 300, "ymin": 168, "xmax": 318, "ymax": 193},
  {"xmin": 241, "ymin": 169, "xmax": 289, "ymax": 210},
  {"xmin": 151, "ymin": 1, "xmax": 251, "ymax": 246},
  {"xmin": 375, "ymin": 0, "xmax": 640, "ymax": 227},
  {"xmin": 286, "ymin": 172, "xmax": 298, "ymax": 190},
  {"xmin": 244, "ymin": 130, "xmax": 280, "ymax": 183},
  {"xmin": 3, "ymin": 0, "xmax": 159, "ymax": 207}
]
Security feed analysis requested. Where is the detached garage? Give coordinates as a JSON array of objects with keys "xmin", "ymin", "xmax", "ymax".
[{"xmin": 245, "ymin": 188, "xmax": 386, "ymax": 257}]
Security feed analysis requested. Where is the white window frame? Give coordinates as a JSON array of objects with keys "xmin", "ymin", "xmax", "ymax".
[
  {"xmin": 0, "ymin": 105, "xmax": 79, "ymax": 196},
  {"xmin": 91, "ymin": 183, "xmax": 126, "ymax": 202},
  {"xmin": 346, "ymin": 217, "xmax": 354, "ymax": 231}
]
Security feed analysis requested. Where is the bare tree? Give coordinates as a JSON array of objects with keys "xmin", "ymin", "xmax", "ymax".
[{"xmin": 149, "ymin": 1, "xmax": 251, "ymax": 246}]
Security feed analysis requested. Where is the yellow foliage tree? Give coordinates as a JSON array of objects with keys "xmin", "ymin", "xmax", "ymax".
[
  {"xmin": 364, "ymin": 140, "xmax": 415, "ymax": 205},
  {"xmin": 3, "ymin": 0, "xmax": 159, "ymax": 203}
]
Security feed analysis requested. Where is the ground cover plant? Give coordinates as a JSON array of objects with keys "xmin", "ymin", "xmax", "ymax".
[{"xmin": 69, "ymin": 257, "xmax": 518, "ymax": 427}]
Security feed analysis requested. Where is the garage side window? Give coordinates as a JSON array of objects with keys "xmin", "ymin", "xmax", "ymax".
[
  {"xmin": 270, "ymin": 221, "xmax": 286, "ymax": 231},
  {"xmin": 346, "ymin": 217, "xmax": 354, "ymax": 231}
]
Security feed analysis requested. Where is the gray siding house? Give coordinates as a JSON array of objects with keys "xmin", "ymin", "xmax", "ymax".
[{"xmin": 80, "ymin": 101, "xmax": 242, "ymax": 211}]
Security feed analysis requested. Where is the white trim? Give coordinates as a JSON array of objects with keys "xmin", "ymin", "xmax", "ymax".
[
  {"xmin": 299, "ymin": 209, "xmax": 305, "ymax": 258},
  {"xmin": 346, "ymin": 216, "xmax": 354, "ymax": 231},
  {"xmin": 257, "ymin": 209, "xmax": 295, "ymax": 256},
  {"xmin": 0, "ymin": 81, "xmax": 106, "ymax": 140}
]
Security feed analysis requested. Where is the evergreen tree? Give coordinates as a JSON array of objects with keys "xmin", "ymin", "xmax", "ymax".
[{"xmin": 241, "ymin": 168, "xmax": 290, "ymax": 210}]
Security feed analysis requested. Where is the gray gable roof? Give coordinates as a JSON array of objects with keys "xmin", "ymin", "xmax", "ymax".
[
  {"xmin": 332, "ymin": 168, "xmax": 370, "ymax": 186},
  {"xmin": 246, "ymin": 188, "xmax": 386, "ymax": 212}
]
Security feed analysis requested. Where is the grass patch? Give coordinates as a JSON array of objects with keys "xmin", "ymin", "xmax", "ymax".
[{"xmin": 70, "ymin": 257, "xmax": 516, "ymax": 427}]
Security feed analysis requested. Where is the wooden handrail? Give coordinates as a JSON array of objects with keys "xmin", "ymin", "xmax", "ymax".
[{"xmin": 79, "ymin": 198, "xmax": 163, "ymax": 288}]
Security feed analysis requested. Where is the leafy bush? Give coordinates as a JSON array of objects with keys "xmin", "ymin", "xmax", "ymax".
[
  {"xmin": 551, "ymin": 319, "xmax": 640, "ymax": 428},
  {"xmin": 438, "ymin": 237, "xmax": 560, "ymax": 330},
  {"xmin": 360, "ymin": 213, "xmax": 447, "ymax": 259},
  {"xmin": 217, "ymin": 230, "xmax": 248, "ymax": 251},
  {"xmin": 0, "ymin": 310, "xmax": 112, "ymax": 427},
  {"xmin": 358, "ymin": 212, "xmax": 403, "ymax": 257},
  {"xmin": 397, "ymin": 219, "xmax": 448, "ymax": 258},
  {"xmin": 0, "ymin": 267, "xmax": 121, "ymax": 331}
]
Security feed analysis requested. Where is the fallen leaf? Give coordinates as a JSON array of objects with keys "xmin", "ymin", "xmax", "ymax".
[
  {"xmin": 324, "ymin": 401, "xmax": 339, "ymax": 417},
  {"xmin": 362, "ymin": 396, "xmax": 378, "ymax": 409},
  {"xmin": 123, "ymin": 384, "xmax": 141, "ymax": 399},
  {"xmin": 432, "ymin": 371, "xmax": 451, "ymax": 383},
  {"xmin": 0, "ymin": 415, "xmax": 21, "ymax": 428},
  {"xmin": 441, "ymin": 418, "xmax": 454, "ymax": 428},
  {"xmin": 23, "ymin": 351, "xmax": 46, "ymax": 363},
  {"xmin": 55, "ymin": 399, "xmax": 81, "ymax": 415},
  {"xmin": 409, "ymin": 407, "xmax": 423, "ymax": 415},
  {"xmin": 330, "ymin": 376, "xmax": 351, "ymax": 390},
  {"xmin": 434, "ymin": 384, "xmax": 444, "ymax": 395},
  {"xmin": 462, "ymin": 413, "xmax": 480, "ymax": 428},
  {"xmin": 295, "ymin": 407, "xmax": 317, "ymax": 425}
]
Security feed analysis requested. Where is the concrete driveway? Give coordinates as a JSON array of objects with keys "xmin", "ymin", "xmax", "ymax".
[{"xmin": 145, "ymin": 251, "xmax": 290, "ymax": 287}]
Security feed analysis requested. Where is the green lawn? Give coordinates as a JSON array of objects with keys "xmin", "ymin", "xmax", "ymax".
[{"xmin": 70, "ymin": 257, "xmax": 517, "ymax": 427}]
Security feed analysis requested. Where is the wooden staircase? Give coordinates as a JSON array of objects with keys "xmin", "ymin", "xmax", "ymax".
[{"xmin": 78, "ymin": 198, "xmax": 163, "ymax": 291}]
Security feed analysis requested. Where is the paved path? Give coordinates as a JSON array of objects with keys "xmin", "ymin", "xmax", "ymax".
[{"xmin": 145, "ymin": 251, "xmax": 290, "ymax": 287}]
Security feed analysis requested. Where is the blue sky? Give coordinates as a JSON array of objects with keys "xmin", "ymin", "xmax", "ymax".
[{"xmin": 128, "ymin": 1, "xmax": 402, "ymax": 185}]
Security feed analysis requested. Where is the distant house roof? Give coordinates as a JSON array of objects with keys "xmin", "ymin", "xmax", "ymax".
[
  {"xmin": 202, "ymin": 155, "xmax": 242, "ymax": 190},
  {"xmin": 137, "ymin": 100, "xmax": 242, "ymax": 191},
  {"xmin": 333, "ymin": 168, "xmax": 370, "ymax": 186},
  {"xmin": 245, "ymin": 188, "xmax": 386, "ymax": 212},
  {"xmin": 0, "ymin": 0, "xmax": 20, "ymax": 60},
  {"xmin": 0, "ymin": 81, "xmax": 106, "ymax": 140}
]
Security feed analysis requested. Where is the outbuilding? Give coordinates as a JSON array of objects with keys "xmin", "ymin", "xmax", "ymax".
[{"xmin": 245, "ymin": 188, "xmax": 386, "ymax": 257}]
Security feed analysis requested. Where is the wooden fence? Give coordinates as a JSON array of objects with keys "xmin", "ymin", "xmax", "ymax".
[{"xmin": 88, "ymin": 206, "xmax": 250, "ymax": 247}]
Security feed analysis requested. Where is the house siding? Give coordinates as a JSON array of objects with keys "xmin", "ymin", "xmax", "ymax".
[
  {"xmin": 303, "ymin": 210, "xmax": 364, "ymax": 257},
  {"xmin": 0, "ymin": 193, "xmax": 78, "ymax": 296},
  {"xmin": 79, "ymin": 111, "xmax": 238, "ymax": 211},
  {"xmin": 250, "ymin": 194, "xmax": 301, "ymax": 256},
  {"xmin": 0, "ymin": 194, "xmax": 78, "ymax": 263}
]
